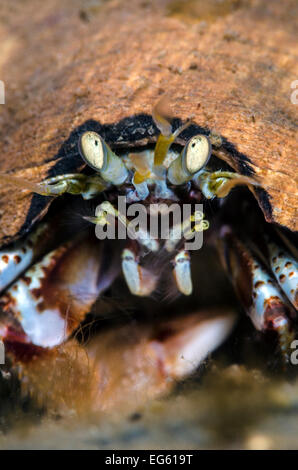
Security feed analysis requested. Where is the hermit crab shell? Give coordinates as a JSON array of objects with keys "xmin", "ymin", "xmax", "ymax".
[{"xmin": 0, "ymin": 0, "xmax": 297, "ymax": 245}]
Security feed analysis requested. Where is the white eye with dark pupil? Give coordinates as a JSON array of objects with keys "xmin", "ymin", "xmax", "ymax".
[
  {"xmin": 79, "ymin": 131, "xmax": 106, "ymax": 171},
  {"xmin": 184, "ymin": 135, "xmax": 211, "ymax": 174}
]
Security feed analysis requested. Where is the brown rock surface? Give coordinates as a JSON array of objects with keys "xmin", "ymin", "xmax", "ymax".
[{"xmin": 0, "ymin": 0, "xmax": 297, "ymax": 243}]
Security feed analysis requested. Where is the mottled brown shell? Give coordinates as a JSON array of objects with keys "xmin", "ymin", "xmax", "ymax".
[{"xmin": 0, "ymin": 0, "xmax": 297, "ymax": 245}]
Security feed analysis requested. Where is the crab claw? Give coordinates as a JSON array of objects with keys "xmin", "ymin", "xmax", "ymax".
[
  {"xmin": 16, "ymin": 308, "xmax": 236, "ymax": 413},
  {"xmin": 0, "ymin": 234, "xmax": 119, "ymax": 350},
  {"xmin": 84, "ymin": 308, "xmax": 236, "ymax": 411}
]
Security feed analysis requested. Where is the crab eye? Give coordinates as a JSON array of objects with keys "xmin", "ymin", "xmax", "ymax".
[
  {"xmin": 183, "ymin": 135, "xmax": 211, "ymax": 174},
  {"xmin": 79, "ymin": 131, "xmax": 107, "ymax": 171},
  {"xmin": 78, "ymin": 131, "xmax": 128, "ymax": 185},
  {"xmin": 167, "ymin": 134, "xmax": 212, "ymax": 186}
]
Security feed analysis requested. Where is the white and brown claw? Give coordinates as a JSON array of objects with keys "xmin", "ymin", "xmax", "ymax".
[{"xmin": 0, "ymin": 234, "xmax": 119, "ymax": 350}]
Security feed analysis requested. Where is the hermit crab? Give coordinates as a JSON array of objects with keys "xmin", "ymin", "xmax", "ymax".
[{"xmin": 0, "ymin": 96, "xmax": 297, "ymax": 413}]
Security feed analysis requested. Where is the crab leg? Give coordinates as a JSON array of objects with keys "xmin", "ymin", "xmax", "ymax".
[
  {"xmin": 194, "ymin": 169, "xmax": 259, "ymax": 199},
  {"xmin": 267, "ymin": 239, "xmax": 298, "ymax": 310},
  {"xmin": 0, "ymin": 173, "xmax": 107, "ymax": 199},
  {"xmin": 121, "ymin": 247, "xmax": 158, "ymax": 296},
  {"xmin": 0, "ymin": 234, "xmax": 119, "ymax": 349},
  {"xmin": 0, "ymin": 222, "xmax": 52, "ymax": 294},
  {"xmin": 172, "ymin": 249, "xmax": 193, "ymax": 296},
  {"xmin": 165, "ymin": 210, "xmax": 209, "ymax": 252},
  {"xmin": 85, "ymin": 200, "xmax": 159, "ymax": 252},
  {"xmin": 218, "ymin": 227, "xmax": 295, "ymax": 360}
]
